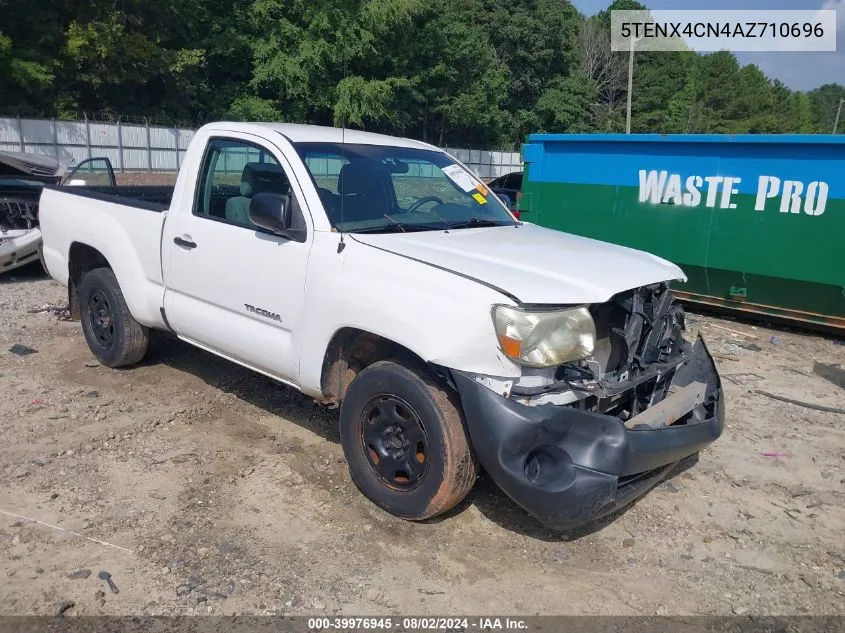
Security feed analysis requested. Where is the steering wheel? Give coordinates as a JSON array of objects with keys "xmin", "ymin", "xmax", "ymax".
[{"xmin": 408, "ymin": 196, "xmax": 444, "ymax": 213}]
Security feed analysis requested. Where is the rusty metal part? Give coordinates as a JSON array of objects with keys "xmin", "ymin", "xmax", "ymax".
[
  {"xmin": 320, "ymin": 329, "xmax": 415, "ymax": 405},
  {"xmin": 321, "ymin": 356, "xmax": 356, "ymax": 407},
  {"xmin": 673, "ymin": 290, "xmax": 845, "ymax": 333},
  {"xmin": 624, "ymin": 381, "xmax": 706, "ymax": 429}
]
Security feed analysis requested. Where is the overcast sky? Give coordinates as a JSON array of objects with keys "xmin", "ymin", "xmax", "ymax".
[{"xmin": 571, "ymin": 0, "xmax": 845, "ymax": 90}]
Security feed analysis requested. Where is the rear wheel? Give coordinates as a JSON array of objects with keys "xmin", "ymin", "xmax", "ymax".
[
  {"xmin": 339, "ymin": 360, "xmax": 477, "ymax": 520},
  {"xmin": 79, "ymin": 267, "xmax": 149, "ymax": 367}
]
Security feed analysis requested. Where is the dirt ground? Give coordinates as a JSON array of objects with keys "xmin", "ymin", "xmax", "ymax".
[
  {"xmin": 115, "ymin": 171, "xmax": 179, "ymax": 187},
  {"xmin": 1, "ymin": 262, "xmax": 843, "ymax": 617}
]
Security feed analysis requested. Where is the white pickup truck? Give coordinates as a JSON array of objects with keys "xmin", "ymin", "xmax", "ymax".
[{"xmin": 39, "ymin": 122, "xmax": 724, "ymax": 530}]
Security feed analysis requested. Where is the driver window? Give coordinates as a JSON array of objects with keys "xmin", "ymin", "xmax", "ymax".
[{"xmin": 194, "ymin": 139, "xmax": 290, "ymax": 229}]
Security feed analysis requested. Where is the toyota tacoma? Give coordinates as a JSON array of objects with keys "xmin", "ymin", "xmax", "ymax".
[{"xmin": 38, "ymin": 122, "xmax": 724, "ymax": 530}]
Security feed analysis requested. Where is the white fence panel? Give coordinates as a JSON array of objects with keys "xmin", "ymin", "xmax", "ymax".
[
  {"xmin": 0, "ymin": 117, "xmax": 524, "ymax": 176},
  {"xmin": 88, "ymin": 122, "xmax": 118, "ymax": 147},
  {"xmin": 91, "ymin": 147, "xmax": 122, "ymax": 165},
  {"xmin": 19, "ymin": 119, "xmax": 54, "ymax": 144},
  {"xmin": 21, "ymin": 144, "xmax": 59, "ymax": 157},
  {"xmin": 121, "ymin": 125, "xmax": 149, "ymax": 148},
  {"xmin": 123, "ymin": 148, "xmax": 150, "ymax": 170},
  {"xmin": 0, "ymin": 119, "xmax": 22, "ymax": 144},
  {"xmin": 56, "ymin": 120, "xmax": 87, "ymax": 145},
  {"xmin": 177, "ymin": 129, "xmax": 195, "ymax": 149},
  {"xmin": 149, "ymin": 126, "xmax": 178, "ymax": 149},
  {"xmin": 61, "ymin": 146, "xmax": 90, "ymax": 163},
  {"xmin": 150, "ymin": 149, "xmax": 178, "ymax": 170}
]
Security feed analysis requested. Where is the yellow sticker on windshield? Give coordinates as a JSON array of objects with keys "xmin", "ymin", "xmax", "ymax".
[{"xmin": 472, "ymin": 192, "xmax": 488, "ymax": 205}]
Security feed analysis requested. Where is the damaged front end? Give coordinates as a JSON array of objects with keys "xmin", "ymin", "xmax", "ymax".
[
  {"xmin": 453, "ymin": 284, "xmax": 724, "ymax": 531},
  {"xmin": 1, "ymin": 190, "xmax": 42, "ymax": 273},
  {"xmin": 0, "ymin": 149, "xmax": 70, "ymax": 275}
]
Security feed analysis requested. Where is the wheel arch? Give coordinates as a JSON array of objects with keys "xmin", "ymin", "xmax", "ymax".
[
  {"xmin": 67, "ymin": 242, "xmax": 112, "ymax": 320},
  {"xmin": 318, "ymin": 327, "xmax": 442, "ymax": 406}
]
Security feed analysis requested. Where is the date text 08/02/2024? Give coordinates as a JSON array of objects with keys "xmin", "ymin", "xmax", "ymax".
[{"xmin": 307, "ymin": 617, "xmax": 529, "ymax": 631}]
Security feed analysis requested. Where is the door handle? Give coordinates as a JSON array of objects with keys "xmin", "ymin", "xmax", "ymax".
[{"xmin": 173, "ymin": 236, "xmax": 197, "ymax": 249}]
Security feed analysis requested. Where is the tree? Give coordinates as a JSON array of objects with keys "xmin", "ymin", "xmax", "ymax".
[
  {"xmin": 0, "ymin": 0, "xmax": 841, "ymax": 146},
  {"xmin": 789, "ymin": 92, "xmax": 815, "ymax": 133},
  {"xmin": 536, "ymin": 75, "xmax": 596, "ymax": 132},
  {"xmin": 576, "ymin": 18, "xmax": 627, "ymax": 131},
  {"xmin": 808, "ymin": 83, "xmax": 845, "ymax": 134}
]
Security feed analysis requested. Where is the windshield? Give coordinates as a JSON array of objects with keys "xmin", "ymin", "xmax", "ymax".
[{"xmin": 293, "ymin": 142, "xmax": 516, "ymax": 233}]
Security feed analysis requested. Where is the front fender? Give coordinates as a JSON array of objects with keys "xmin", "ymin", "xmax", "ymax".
[{"xmin": 297, "ymin": 233, "xmax": 521, "ymax": 395}]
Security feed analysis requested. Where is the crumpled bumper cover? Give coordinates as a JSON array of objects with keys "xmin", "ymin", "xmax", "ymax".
[
  {"xmin": 0, "ymin": 227, "xmax": 41, "ymax": 273},
  {"xmin": 453, "ymin": 335, "xmax": 724, "ymax": 531}
]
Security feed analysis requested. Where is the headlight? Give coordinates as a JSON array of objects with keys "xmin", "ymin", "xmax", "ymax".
[{"xmin": 492, "ymin": 305, "xmax": 596, "ymax": 367}]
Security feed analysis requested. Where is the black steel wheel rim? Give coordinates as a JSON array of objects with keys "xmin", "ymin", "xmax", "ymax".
[
  {"xmin": 360, "ymin": 395, "xmax": 430, "ymax": 490},
  {"xmin": 87, "ymin": 289, "xmax": 115, "ymax": 349}
]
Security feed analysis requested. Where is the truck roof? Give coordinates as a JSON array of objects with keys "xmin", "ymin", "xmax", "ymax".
[{"xmin": 200, "ymin": 122, "xmax": 439, "ymax": 151}]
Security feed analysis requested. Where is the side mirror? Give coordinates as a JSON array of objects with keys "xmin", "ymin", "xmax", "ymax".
[{"xmin": 249, "ymin": 193, "xmax": 292, "ymax": 234}]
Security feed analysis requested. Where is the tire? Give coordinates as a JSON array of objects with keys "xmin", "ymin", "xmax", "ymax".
[
  {"xmin": 78, "ymin": 267, "xmax": 149, "ymax": 368},
  {"xmin": 339, "ymin": 360, "xmax": 477, "ymax": 520}
]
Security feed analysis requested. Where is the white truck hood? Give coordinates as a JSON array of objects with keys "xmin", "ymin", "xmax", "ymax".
[{"xmin": 352, "ymin": 222, "xmax": 686, "ymax": 305}]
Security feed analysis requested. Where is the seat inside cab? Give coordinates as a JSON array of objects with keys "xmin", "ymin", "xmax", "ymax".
[{"xmin": 225, "ymin": 162, "xmax": 291, "ymax": 226}]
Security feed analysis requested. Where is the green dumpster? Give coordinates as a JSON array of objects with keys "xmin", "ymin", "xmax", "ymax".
[{"xmin": 520, "ymin": 134, "xmax": 845, "ymax": 331}]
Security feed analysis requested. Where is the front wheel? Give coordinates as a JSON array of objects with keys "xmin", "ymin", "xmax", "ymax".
[
  {"xmin": 339, "ymin": 360, "xmax": 477, "ymax": 520},
  {"xmin": 79, "ymin": 267, "xmax": 149, "ymax": 368}
]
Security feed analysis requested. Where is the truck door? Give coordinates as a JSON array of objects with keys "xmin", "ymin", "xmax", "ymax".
[
  {"xmin": 62, "ymin": 157, "xmax": 116, "ymax": 186},
  {"xmin": 162, "ymin": 134, "xmax": 311, "ymax": 385}
]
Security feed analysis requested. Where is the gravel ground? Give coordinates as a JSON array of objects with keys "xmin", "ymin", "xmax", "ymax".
[
  {"xmin": 115, "ymin": 172, "xmax": 178, "ymax": 187},
  {"xmin": 1, "ymin": 262, "xmax": 843, "ymax": 617}
]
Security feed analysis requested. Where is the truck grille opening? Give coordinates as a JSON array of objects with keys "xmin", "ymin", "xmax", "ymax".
[
  {"xmin": 545, "ymin": 284, "xmax": 691, "ymax": 423},
  {"xmin": 588, "ymin": 283, "xmax": 685, "ymax": 378}
]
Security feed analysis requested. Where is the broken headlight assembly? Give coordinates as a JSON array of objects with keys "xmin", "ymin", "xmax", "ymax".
[{"xmin": 492, "ymin": 305, "xmax": 596, "ymax": 368}]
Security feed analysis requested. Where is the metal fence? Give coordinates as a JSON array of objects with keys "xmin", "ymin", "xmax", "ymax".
[
  {"xmin": 0, "ymin": 116, "xmax": 193, "ymax": 171},
  {"xmin": 0, "ymin": 116, "xmax": 523, "ymax": 179}
]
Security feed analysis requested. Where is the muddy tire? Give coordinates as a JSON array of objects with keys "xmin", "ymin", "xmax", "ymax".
[
  {"xmin": 339, "ymin": 360, "xmax": 478, "ymax": 521},
  {"xmin": 79, "ymin": 267, "xmax": 149, "ymax": 368}
]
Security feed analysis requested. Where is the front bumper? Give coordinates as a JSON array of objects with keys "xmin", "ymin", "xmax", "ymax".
[
  {"xmin": 453, "ymin": 335, "xmax": 724, "ymax": 531},
  {"xmin": 0, "ymin": 228, "xmax": 42, "ymax": 273}
]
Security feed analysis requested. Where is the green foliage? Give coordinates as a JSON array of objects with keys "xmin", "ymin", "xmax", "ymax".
[
  {"xmin": 225, "ymin": 96, "xmax": 280, "ymax": 121},
  {"xmin": 808, "ymin": 84, "xmax": 845, "ymax": 133},
  {"xmin": 537, "ymin": 76, "xmax": 596, "ymax": 133},
  {"xmin": 334, "ymin": 76, "xmax": 414, "ymax": 128},
  {"xmin": 0, "ymin": 0, "xmax": 841, "ymax": 145}
]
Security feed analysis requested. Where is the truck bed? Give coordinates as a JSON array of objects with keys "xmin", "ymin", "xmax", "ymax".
[
  {"xmin": 38, "ymin": 184, "xmax": 170, "ymax": 329},
  {"xmin": 45, "ymin": 184, "xmax": 174, "ymax": 211}
]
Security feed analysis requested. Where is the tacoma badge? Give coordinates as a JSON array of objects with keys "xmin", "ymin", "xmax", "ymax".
[{"xmin": 244, "ymin": 304, "xmax": 282, "ymax": 322}]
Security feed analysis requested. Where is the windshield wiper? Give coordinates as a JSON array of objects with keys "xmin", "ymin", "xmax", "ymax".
[
  {"xmin": 446, "ymin": 217, "xmax": 513, "ymax": 229},
  {"xmin": 351, "ymin": 222, "xmax": 439, "ymax": 234}
]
